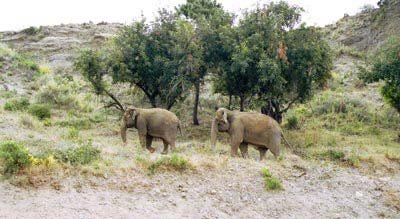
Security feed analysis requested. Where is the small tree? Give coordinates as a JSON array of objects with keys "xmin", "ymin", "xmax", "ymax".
[
  {"xmin": 75, "ymin": 10, "xmax": 197, "ymax": 111},
  {"xmin": 361, "ymin": 37, "xmax": 400, "ymax": 113}
]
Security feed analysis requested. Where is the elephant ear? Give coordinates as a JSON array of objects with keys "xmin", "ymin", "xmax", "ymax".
[{"xmin": 120, "ymin": 107, "xmax": 137, "ymax": 144}]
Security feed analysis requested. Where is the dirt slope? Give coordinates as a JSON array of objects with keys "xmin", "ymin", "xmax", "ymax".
[{"xmin": 0, "ymin": 155, "xmax": 399, "ymax": 219}]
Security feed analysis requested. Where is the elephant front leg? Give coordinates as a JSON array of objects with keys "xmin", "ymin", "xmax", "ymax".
[
  {"xmin": 230, "ymin": 139, "xmax": 241, "ymax": 157},
  {"xmin": 145, "ymin": 135, "xmax": 156, "ymax": 153},
  {"xmin": 239, "ymin": 143, "xmax": 249, "ymax": 158}
]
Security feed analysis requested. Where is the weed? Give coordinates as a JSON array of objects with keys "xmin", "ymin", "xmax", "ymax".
[
  {"xmin": 28, "ymin": 104, "xmax": 51, "ymax": 120},
  {"xmin": 19, "ymin": 114, "xmax": 39, "ymax": 129},
  {"xmin": 0, "ymin": 141, "xmax": 32, "ymax": 175}
]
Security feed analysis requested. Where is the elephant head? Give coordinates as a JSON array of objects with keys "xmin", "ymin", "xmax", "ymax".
[
  {"xmin": 120, "ymin": 107, "xmax": 138, "ymax": 143},
  {"xmin": 210, "ymin": 108, "xmax": 231, "ymax": 150}
]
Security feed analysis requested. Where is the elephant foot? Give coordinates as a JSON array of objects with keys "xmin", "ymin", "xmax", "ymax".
[
  {"xmin": 147, "ymin": 147, "xmax": 156, "ymax": 153},
  {"xmin": 161, "ymin": 150, "xmax": 168, "ymax": 155}
]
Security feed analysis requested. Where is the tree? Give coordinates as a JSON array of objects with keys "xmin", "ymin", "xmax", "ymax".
[
  {"xmin": 361, "ymin": 37, "xmax": 400, "ymax": 113},
  {"xmin": 177, "ymin": 0, "xmax": 233, "ymax": 124},
  {"xmin": 74, "ymin": 49, "xmax": 125, "ymax": 112},
  {"xmin": 76, "ymin": 10, "xmax": 197, "ymax": 111},
  {"xmin": 213, "ymin": 1, "xmax": 333, "ymax": 123}
]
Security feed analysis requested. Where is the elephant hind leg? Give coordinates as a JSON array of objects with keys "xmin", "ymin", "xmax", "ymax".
[
  {"xmin": 146, "ymin": 135, "xmax": 156, "ymax": 153},
  {"xmin": 161, "ymin": 140, "xmax": 169, "ymax": 155},
  {"xmin": 258, "ymin": 148, "xmax": 268, "ymax": 161},
  {"xmin": 239, "ymin": 143, "xmax": 249, "ymax": 158}
]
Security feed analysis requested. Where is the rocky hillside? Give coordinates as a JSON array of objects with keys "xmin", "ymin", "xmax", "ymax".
[
  {"xmin": 0, "ymin": 22, "xmax": 122, "ymax": 68},
  {"xmin": 323, "ymin": 0, "xmax": 400, "ymax": 52}
]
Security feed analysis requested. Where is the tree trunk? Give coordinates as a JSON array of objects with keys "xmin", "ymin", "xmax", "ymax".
[
  {"xmin": 149, "ymin": 96, "xmax": 157, "ymax": 108},
  {"xmin": 193, "ymin": 81, "xmax": 200, "ymax": 125},
  {"xmin": 261, "ymin": 99, "xmax": 282, "ymax": 124},
  {"xmin": 240, "ymin": 96, "xmax": 245, "ymax": 112},
  {"xmin": 228, "ymin": 95, "xmax": 232, "ymax": 110}
]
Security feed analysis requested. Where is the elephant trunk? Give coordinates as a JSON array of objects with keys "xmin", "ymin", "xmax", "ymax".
[
  {"xmin": 210, "ymin": 118, "xmax": 218, "ymax": 151},
  {"xmin": 120, "ymin": 118, "xmax": 127, "ymax": 143}
]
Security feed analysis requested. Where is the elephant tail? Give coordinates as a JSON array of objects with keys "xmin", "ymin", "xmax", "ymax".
[{"xmin": 281, "ymin": 131, "xmax": 311, "ymax": 159}]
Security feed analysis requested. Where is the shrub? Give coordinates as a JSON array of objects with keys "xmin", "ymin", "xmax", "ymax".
[
  {"xmin": 3, "ymin": 97, "xmax": 30, "ymax": 111},
  {"xmin": 260, "ymin": 168, "xmax": 283, "ymax": 191},
  {"xmin": 286, "ymin": 115, "xmax": 299, "ymax": 130},
  {"xmin": 28, "ymin": 104, "xmax": 51, "ymax": 120},
  {"xmin": 0, "ymin": 141, "xmax": 32, "ymax": 175},
  {"xmin": 265, "ymin": 177, "xmax": 283, "ymax": 190},
  {"xmin": 53, "ymin": 144, "xmax": 100, "ymax": 165}
]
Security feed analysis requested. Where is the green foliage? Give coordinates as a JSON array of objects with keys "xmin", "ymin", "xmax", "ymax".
[
  {"xmin": 3, "ymin": 97, "xmax": 30, "ymax": 111},
  {"xmin": 169, "ymin": 153, "xmax": 188, "ymax": 169},
  {"xmin": 260, "ymin": 168, "xmax": 272, "ymax": 178},
  {"xmin": 265, "ymin": 177, "xmax": 283, "ymax": 190},
  {"xmin": 286, "ymin": 115, "xmax": 299, "ymax": 130},
  {"xmin": 53, "ymin": 144, "xmax": 100, "ymax": 165},
  {"xmin": 55, "ymin": 117, "xmax": 94, "ymax": 129},
  {"xmin": 360, "ymin": 37, "xmax": 400, "ymax": 113},
  {"xmin": 0, "ymin": 141, "xmax": 31, "ymax": 175},
  {"xmin": 260, "ymin": 168, "xmax": 283, "ymax": 190},
  {"xmin": 28, "ymin": 104, "xmax": 51, "ymax": 120}
]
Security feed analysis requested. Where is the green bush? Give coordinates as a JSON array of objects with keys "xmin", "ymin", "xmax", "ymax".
[
  {"xmin": 265, "ymin": 177, "xmax": 283, "ymax": 190},
  {"xmin": 260, "ymin": 168, "xmax": 283, "ymax": 191},
  {"xmin": 286, "ymin": 115, "xmax": 299, "ymax": 130},
  {"xmin": 0, "ymin": 141, "xmax": 32, "ymax": 175},
  {"xmin": 260, "ymin": 168, "xmax": 272, "ymax": 178},
  {"xmin": 67, "ymin": 128, "xmax": 79, "ymax": 139},
  {"xmin": 3, "ymin": 97, "xmax": 30, "ymax": 111},
  {"xmin": 53, "ymin": 144, "xmax": 100, "ymax": 165},
  {"xmin": 28, "ymin": 104, "xmax": 51, "ymax": 120}
]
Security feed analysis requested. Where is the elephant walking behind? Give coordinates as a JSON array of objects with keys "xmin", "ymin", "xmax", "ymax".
[
  {"xmin": 211, "ymin": 108, "xmax": 283, "ymax": 160},
  {"xmin": 121, "ymin": 107, "xmax": 181, "ymax": 154}
]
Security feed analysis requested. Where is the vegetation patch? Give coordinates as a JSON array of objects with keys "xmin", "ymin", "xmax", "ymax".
[
  {"xmin": 0, "ymin": 141, "xmax": 31, "ymax": 175},
  {"xmin": 51, "ymin": 144, "xmax": 101, "ymax": 166},
  {"xmin": 28, "ymin": 104, "xmax": 51, "ymax": 120},
  {"xmin": 260, "ymin": 168, "xmax": 283, "ymax": 191},
  {"xmin": 3, "ymin": 97, "xmax": 30, "ymax": 111},
  {"xmin": 136, "ymin": 153, "xmax": 192, "ymax": 175}
]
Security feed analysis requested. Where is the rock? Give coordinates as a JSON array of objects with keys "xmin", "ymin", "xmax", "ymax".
[{"xmin": 210, "ymin": 190, "xmax": 217, "ymax": 195}]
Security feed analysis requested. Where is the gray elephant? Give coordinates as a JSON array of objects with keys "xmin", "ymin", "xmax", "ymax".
[
  {"xmin": 121, "ymin": 107, "xmax": 181, "ymax": 154},
  {"xmin": 210, "ymin": 107, "xmax": 283, "ymax": 160}
]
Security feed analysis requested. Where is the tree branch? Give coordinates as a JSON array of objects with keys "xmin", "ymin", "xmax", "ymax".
[
  {"xmin": 104, "ymin": 90, "xmax": 125, "ymax": 112},
  {"xmin": 279, "ymin": 96, "xmax": 300, "ymax": 113}
]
